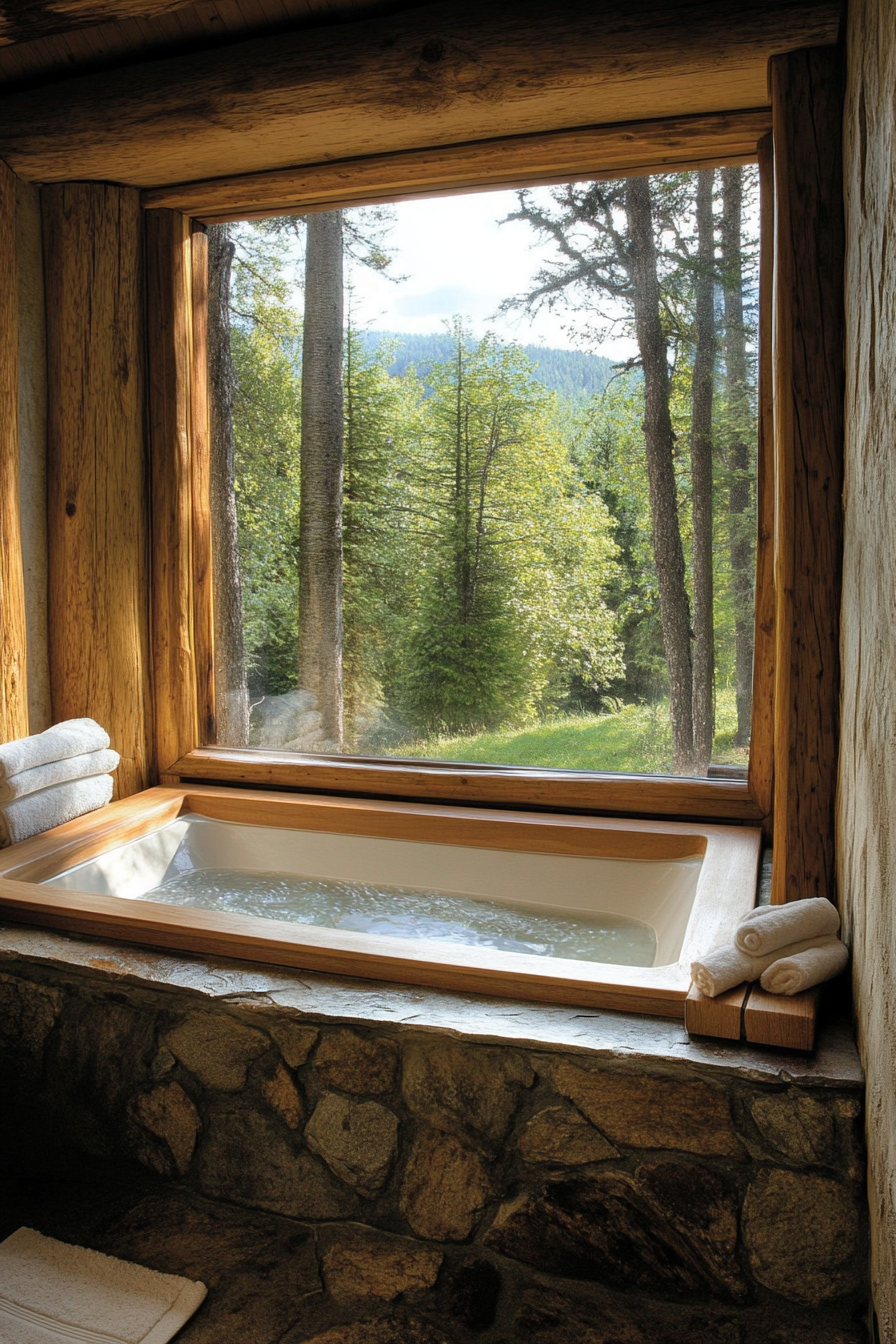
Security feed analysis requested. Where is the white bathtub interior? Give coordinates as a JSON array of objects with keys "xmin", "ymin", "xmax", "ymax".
[{"xmin": 43, "ymin": 814, "xmax": 704, "ymax": 967}]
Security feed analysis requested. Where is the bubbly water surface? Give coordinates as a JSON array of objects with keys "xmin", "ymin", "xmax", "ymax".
[{"xmin": 141, "ymin": 868, "xmax": 657, "ymax": 965}]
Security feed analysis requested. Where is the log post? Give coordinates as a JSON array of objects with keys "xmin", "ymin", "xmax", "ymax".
[
  {"xmin": 0, "ymin": 159, "xmax": 28, "ymax": 745},
  {"xmin": 145, "ymin": 208, "xmax": 200, "ymax": 773},
  {"xmin": 770, "ymin": 48, "xmax": 845, "ymax": 903},
  {"xmin": 43, "ymin": 182, "xmax": 152, "ymax": 797}
]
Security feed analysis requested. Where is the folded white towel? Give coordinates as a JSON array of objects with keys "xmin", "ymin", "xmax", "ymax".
[
  {"xmin": 735, "ymin": 897, "xmax": 840, "ymax": 956},
  {"xmin": 759, "ymin": 935, "xmax": 849, "ymax": 996},
  {"xmin": 0, "ymin": 719, "xmax": 110, "ymax": 783},
  {"xmin": 0, "ymin": 775, "xmax": 113, "ymax": 848},
  {"xmin": 0, "ymin": 749, "xmax": 120, "ymax": 804},
  {"xmin": 690, "ymin": 935, "xmax": 828, "ymax": 998},
  {"xmin": 0, "ymin": 1227, "xmax": 206, "ymax": 1344}
]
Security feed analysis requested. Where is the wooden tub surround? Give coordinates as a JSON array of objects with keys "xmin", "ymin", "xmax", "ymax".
[{"xmin": 0, "ymin": 784, "xmax": 761, "ymax": 1020}]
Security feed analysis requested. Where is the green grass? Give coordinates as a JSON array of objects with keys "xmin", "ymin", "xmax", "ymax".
[{"xmin": 388, "ymin": 688, "xmax": 749, "ymax": 775}]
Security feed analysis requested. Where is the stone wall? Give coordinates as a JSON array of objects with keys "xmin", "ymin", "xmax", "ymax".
[
  {"xmin": 0, "ymin": 931, "xmax": 868, "ymax": 1343},
  {"xmin": 840, "ymin": 1, "xmax": 896, "ymax": 1338}
]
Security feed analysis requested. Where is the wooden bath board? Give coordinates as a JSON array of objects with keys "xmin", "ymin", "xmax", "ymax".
[{"xmin": 685, "ymin": 981, "xmax": 820, "ymax": 1051}]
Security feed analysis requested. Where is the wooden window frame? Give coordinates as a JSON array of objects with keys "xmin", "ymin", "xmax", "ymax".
[{"xmin": 144, "ymin": 51, "xmax": 843, "ymax": 909}]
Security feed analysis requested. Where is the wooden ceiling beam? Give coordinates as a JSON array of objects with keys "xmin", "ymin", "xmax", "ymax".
[
  {"xmin": 0, "ymin": 0, "xmax": 199, "ymax": 49},
  {"xmin": 0, "ymin": 0, "xmax": 841, "ymax": 189},
  {"xmin": 144, "ymin": 108, "xmax": 772, "ymax": 221}
]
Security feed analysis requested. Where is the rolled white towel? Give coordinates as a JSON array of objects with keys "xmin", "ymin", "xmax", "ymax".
[
  {"xmin": 0, "ymin": 718, "xmax": 110, "ymax": 782},
  {"xmin": 0, "ymin": 774, "xmax": 113, "ymax": 848},
  {"xmin": 691, "ymin": 934, "xmax": 829, "ymax": 998},
  {"xmin": 0, "ymin": 748, "xmax": 120, "ymax": 804},
  {"xmin": 759, "ymin": 935, "xmax": 849, "ymax": 996},
  {"xmin": 735, "ymin": 896, "xmax": 840, "ymax": 956}
]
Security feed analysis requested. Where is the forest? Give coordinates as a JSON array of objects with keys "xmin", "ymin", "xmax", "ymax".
[{"xmin": 207, "ymin": 167, "xmax": 759, "ymax": 778}]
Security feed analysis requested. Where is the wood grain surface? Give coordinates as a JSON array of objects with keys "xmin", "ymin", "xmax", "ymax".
[
  {"xmin": 770, "ymin": 50, "xmax": 845, "ymax": 905},
  {"xmin": 170, "ymin": 746, "xmax": 767, "ymax": 821},
  {"xmin": 0, "ymin": 0, "xmax": 842, "ymax": 187},
  {"xmin": 743, "ymin": 983, "xmax": 819, "ymax": 1051},
  {"xmin": 43, "ymin": 183, "xmax": 152, "ymax": 797},
  {"xmin": 684, "ymin": 982, "xmax": 749, "ymax": 1040},
  {"xmin": 0, "ymin": 158, "xmax": 27, "ymax": 745},
  {"xmin": 144, "ymin": 110, "xmax": 772, "ymax": 221},
  {"xmin": 146, "ymin": 209, "xmax": 200, "ymax": 776},
  {"xmin": 0, "ymin": 0, "xmax": 200, "ymax": 48}
]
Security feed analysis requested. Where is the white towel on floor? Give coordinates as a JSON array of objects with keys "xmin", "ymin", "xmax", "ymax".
[
  {"xmin": 0, "ymin": 774, "xmax": 113, "ymax": 848},
  {"xmin": 690, "ymin": 934, "xmax": 829, "ymax": 998},
  {"xmin": 0, "ymin": 749, "xmax": 120, "ymax": 804},
  {"xmin": 0, "ymin": 719, "xmax": 110, "ymax": 782},
  {"xmin": 0, "ymin": 1227, "xmax": 206, "ymax": 1344},
  {"xmin": 735, "ymin": 897, "xmax": 840, "ymax": 956},
  {"xmin": 759, "ymin": 935, "xmax": 849, "ymax": 996}
]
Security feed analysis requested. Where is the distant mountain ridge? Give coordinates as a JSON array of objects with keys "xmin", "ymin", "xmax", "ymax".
[{"xmin": 358, "ymin": 330, "xmax": 615, "ymax": 400}]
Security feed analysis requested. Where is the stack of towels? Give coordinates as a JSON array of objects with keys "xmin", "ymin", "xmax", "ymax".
[
  {"xmin": 0, "ymin": 718, "xmax": 119, "ymax": 849},
  {"xmin": 691, "ymin": 897, "xmax": 849, "ymax": 998}
]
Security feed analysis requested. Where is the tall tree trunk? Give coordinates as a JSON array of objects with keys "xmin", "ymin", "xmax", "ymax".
[
  {"xmin": 207, "ymin": 224, "xmax": 249, "ymax": 746},
  {"xmin": 690, "ymin": 168, "xmax": 716, "ymax": 772},
  {"xmin": 721, "ymin": 166, "xmax": 754, "ymax": 746},
  {"xmin": 624, "ymin": 175, "xmax": 695, "ymax": 774},
  {"xmin": 299, "ymin": 209, "xmax": 344, "ymax": 749}
]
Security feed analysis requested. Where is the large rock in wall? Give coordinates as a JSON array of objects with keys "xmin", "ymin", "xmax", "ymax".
[
  {"xmin": 0, "ymin": 956, "xmax": 869, "ymax": 1343},
  {"xmin": 840, "ymin": 0, "xmax": 896, "ymax": 1337}
]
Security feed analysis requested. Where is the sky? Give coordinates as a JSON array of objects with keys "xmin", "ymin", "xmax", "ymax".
[{"xmin": 338, "ymin": 186, "xmax": 638, "ymax": 361}]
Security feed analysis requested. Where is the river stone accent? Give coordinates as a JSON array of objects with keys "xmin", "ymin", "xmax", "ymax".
[
  {"xmin": 305, "ymin": 1092, "xmax": 399, "ymax": 1197},
  {"xmin": 268, "ymin": 1020, "xmax": 319, "ymax": 1069},
  {"xmin": 545, "ymin": 1059, "xmax": 742, "ymax": 1157},
  {"xmin": 314, "ymin": 1029, "xmax": 398, "ymax": 1094},
  {"xmin": 163, "ymin": 1014, "xmax": 269, "ymax": 1091},
  {"xmin": 0, "ymin": 972, "xmax": 62, "ymax": 1059},
  {"xmin": 303, "ymin": 1319, "xmax": 453, "ymax": 1344},
  {"xmin": 261, "ymin": 1062, "xmax": 303, "ymax": 1129},
  {"xmin": 518, "ymin": 1103, "xmax": 618, "ymax": 1165},
  {"xmin": 485, "ymin": 1163, "xmax": 746, "ymax": 1300},
  {"xmin": 198, "ymin": 1103, "xmax": 356, "ymax": 1218},
  {"xmin": 742, "ymin": 1169, "xmax": 863, "ymax": 1304},
  {"xmin": 400, "ymin": 1125, "xmax": 491, "ymax": 1241},
  {"xmin": 749, "ymin": 1091, "xmax": 837, "ymax": 1164},
  {"xmin": 402, "ymin": 1039, "xmax": 533, "ymax": 1146},
  {"xmin": 129, "ymin": 1082, "xmax": 200, "ymax": 1177},
  {"xmin": 322, "ymin": 1226, "xmax": 442, "ymax": 1300}
]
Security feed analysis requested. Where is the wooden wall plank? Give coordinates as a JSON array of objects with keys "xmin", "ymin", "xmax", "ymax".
[
  {"xmin": 144, "ymin": 109, "xmax": 772, "ymax": 221},
  {"xmin": 770, "ymin": 49, "xmax": 845, "ymax": 904},
  {"xmin": 747, "ymin": 132, "xmax": 776, "ymax": 827},
  {"xmin": 146, "ymin": 208, "xmax": 200, "ymax": 773},
  {"xmin": 0, "ymin": 1, "xmax": 842, "ymax": 188},
  {"xmin": 43, "ymin": 182, "xmax": 152, "ymax": 797},
  {"xmin": 0, "ymin": 0, "xmax": 200, "ymax": 49},
  {"xmin": 0, "ymin": 157, "xmax": 27, "ymax": 745}
]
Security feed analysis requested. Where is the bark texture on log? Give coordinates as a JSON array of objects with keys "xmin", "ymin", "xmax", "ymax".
[
  {"xmin": 43, "ymin": 183, "xmax": 151, "ymax": 797},
  {"xmin": 770, "ymin": 48, "xmax": 844, "ymax": 905},
  {"xmin": 0, "ymin": 158, "xmax": 27, "ymax": 746},
  {"xmin": 839, "ymin": 0, "xmax": 896, "ymax": 1334},
  {"xmin": 146, "ymin": 208, "xmax": 199, "ymax": 774},
  {"xmin": 0, "ymin": 0, "xmax": 842, "ymax": 188},
  {"xmin": 300, "ymin": 210, "xmax": 344, "ymax": 749},
  {"xmin": 206, "ymin": 224, "xmax": 248, "ymax": 747},
  {"xmin": 690, "ymin": 166, "xmax": 715, "ymax": 773},
  {"xmin": 625, "ymin": 175, "xmax": 694, "ymax": 774}
]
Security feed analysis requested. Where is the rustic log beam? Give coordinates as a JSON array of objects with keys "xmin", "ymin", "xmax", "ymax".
[
  {"xmin": 145, "ymin": 108, "xmax": 772, "ymax": 222},
  {"xmin": 770, "ymin": 48, "xmax": 845, "ymax": 903},
  {"xmin": 0, "ymin": 158, "xmax": 27, "ymax": 745},
  {"xmin": 43, "ymin": 183, "xmax": 152, "ymax": 797},
  {"xmin": 0, "ymin": 0, "xmax": 198, "ymax": 49},
  {"xmin": 146, "ymin": 208, "xmax": 200, "ymax": 774},
  {"xmin": 0, "ymin": 0, "xmax": 842, "ymax": 189}
]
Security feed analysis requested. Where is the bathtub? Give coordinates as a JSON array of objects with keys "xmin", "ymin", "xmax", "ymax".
[{"xmin": 0, "ymin": 785, "xmax": 761, "ymax": 1017}]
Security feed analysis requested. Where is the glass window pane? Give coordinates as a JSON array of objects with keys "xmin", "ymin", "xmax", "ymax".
[{"xmin": 208, "ymin": 167, "xmax": 759, "ymax": 779}]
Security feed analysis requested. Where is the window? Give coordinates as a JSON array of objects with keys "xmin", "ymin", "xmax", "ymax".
[{"xmin": 207, "ymin": 171, "xmax": 761, "ymax": 786}]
